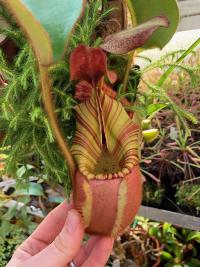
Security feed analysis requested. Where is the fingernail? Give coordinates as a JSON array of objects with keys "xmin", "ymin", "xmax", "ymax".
[{"xmin": 65, "ymin": 210, "xmax": 80, "ymax": 233}]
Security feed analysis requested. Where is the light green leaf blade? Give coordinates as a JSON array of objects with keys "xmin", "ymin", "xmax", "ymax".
[
  {"xmin": 127, "ymin": 0, "xmax": 179, "ymax": 49},
  {"xmin": 3, "ymin": 0, "xmax": 84, "ymax": 65},
  {"xmin": 186, "ymin": 231, "xmax": 200, "ymax": 243},
  {"xmin": 160, "ymin": 251, "xmax": 173, "ymax": 261},
  {"xmin": 146, "ymin": 103, "xmax": 167, "ymax": 117},
  {"xmin": 15, "ymin": 182, "xmax": 44, "ymax": 196}
]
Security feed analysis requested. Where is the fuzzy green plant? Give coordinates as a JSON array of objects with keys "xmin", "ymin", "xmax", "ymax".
[
  {"xmin": 128, "ymin": 43, "xmax": 200, "ymax": 131},
  {"xmin": 0, "ymin": 0, "xmax": 111, "ymax": 194},
  {"xmin": 0, "ymin": 205, "xmax": 29, "ymax": 267},
  {"xmin": 176, "ymin": 183, "xmax": 200, "ymax": 208},
  {"xmin": 0, "ymin": 226, "xmax": 25, "ymax": 267}
]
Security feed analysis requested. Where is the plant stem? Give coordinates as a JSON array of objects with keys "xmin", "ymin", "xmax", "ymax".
[
  {"xmin": 122, "ymin": 0, "xmax": 137, "ymax": 94},
  {"xmin": 39, "ymin": 64, "xmax": 76, "ymax": 179},
  {"xmin": 158, "ymin": 37, "xmax": 200, "ymax": 87},
  {"xmin": 122, "ymin": 50, "xmax": 136, "ymax": 94},
  {"xmin": 126, "ymin": 0, "xmax": 137, "ymax": 26}
]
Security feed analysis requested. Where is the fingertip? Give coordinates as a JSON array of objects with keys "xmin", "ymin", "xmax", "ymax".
[
  {"xmin": 33, "ymin": 209, "xmax": 84, "ymax": 267},
  {"xmin": 65, "ymin": 209, "xmax": 84, "ymax": 234},
  {"xmin": 81, "ymin": 236, "xmax": 114, "ymax": 267}
]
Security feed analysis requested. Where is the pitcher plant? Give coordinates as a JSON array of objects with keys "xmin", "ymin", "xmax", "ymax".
[{"xmin": 2, "ymin": 0, "xmax": 179, "ymax": 236}]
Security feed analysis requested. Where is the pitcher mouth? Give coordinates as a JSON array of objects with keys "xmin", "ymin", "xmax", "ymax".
[
  {"xmin": 71, "ymin": 87, "xmax": 140, "ymax": 180},
  {"xmin": 78, "ymin": 145, "xmax": 138, "ymax": 180}
]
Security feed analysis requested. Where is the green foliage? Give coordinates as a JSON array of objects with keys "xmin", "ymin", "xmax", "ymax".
[
  {"xmin": 0, "ymin": 0, "xmax": 110, "ymax": 195},
  {"xmin": 176, "ymin": 184, "xmax": 200, "ymax": 208},
  {"xmin": 143, "ymin": 182, "xmax": 164, "ymax": 205},
  {"xmin": 14, "ymin": 182, "xmax": 44, "ymax": 196},
  {"xmin": 138, "ymin": 218, "xmax": 200, "ymax": 267},
  {"xmin": 157, "ymin": 37, "xmax": 200, "ymax": 87},
  {"xmin": 116, "ymin": 46, "xmax": 200, "ymax": 139},
  {"xmin": 2, "ymin": 0, "xmax": 84, "ymax": 65},
  {"xmin": 1, "ymin": 194, "xmax": 37, "ymax": 230},
  {"xmin": 144, "ymin": 81, "xmax": 198, "ymax": 129},
  {"xmin": 0, "ymin": 38, "xmax": 72, "ymax": 190},
  {"xmin": 0, "ymin": 225, "xmax": 26, "ymax": 267},
  {"xmin": 70, "ymin": 0, "xmax": 112, "ymax": 48},
  {"xmin": 0, "ymin": 202, "xmax": 37, "ymax": 266},
  {"xmin": 133, "ymin": 47, "xmax": 199, "ymax": 134}
]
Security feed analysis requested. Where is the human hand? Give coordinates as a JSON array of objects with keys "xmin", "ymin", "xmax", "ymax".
[{"xmin": 6, "ymin": 201, "xmax": 114, "ymax": 267}]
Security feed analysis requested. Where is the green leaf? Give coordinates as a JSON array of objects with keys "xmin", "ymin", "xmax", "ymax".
[
  {"xmin": 127, "ymin": 0, "xmax": 179, "ymax": 49},
  {"xmin": 163, "ymin": 223, "xmax": 177, "ymax": 236},
  {"xmin": 142, "ymin": 119, "xmax": 151, "ymax": 130},
  {"xmin": 146, "ymin": 103, "xmax": 167, "ymax": 117},
  {"xmin": 184, "ymin": 259, "xmax": 200, "ymax": 267},
  {"xmin": 158, "ymin": 37, "xmax": 200, "ymax": 86},
  {"xmin": 3, "ymin": 0, "xmax": 85, "ymax": 65},
  {"xmin": 186, "ymin": 231, "xmax": 200, "ymax": 243},
  {"xmin": 160, "ymin": 251, "xmax": 173, "ymax": 260},
  {"xmin": 149, "ymin": 225, "xmax": 159, "ymax": 236},
  {"xmin": 15, "ymin": 182, "xmax": 44, "ymax": 196},
  {"xmin": 16, "ymin": 164, "xmax": 34, "ymax": 179},
  {"xmin": 2, "ymin": 204, "xmax": 18, "ymax": 221},
  {"xmin": 164, "ymin": 264, "xmax": 173, "ymax": 267},
  {"xmin": 48, "ymin": 196, "xmax": 65, "ymax": 204},
  {"xmin": 0, "ymin": 220, "xmax": 11, "ymax": 239}
]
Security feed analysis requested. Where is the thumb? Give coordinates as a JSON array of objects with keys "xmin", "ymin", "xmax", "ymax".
[{"xmin": 29, "ymin": 209, "xmax": 84, "ymax": 267}]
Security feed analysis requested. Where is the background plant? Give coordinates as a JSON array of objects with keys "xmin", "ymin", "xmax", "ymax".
[{"xmin": 107, "ymin": 216, "xmax": 200, "ymax": 267}]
